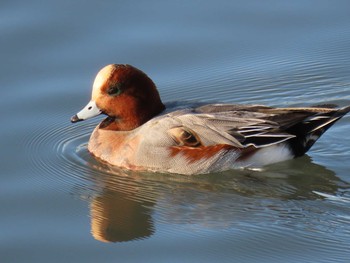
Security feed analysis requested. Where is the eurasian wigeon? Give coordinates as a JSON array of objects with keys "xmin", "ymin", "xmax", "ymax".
[{"xmin": 71, "ymin": 64, "xmax": 350, "ymax": 174}]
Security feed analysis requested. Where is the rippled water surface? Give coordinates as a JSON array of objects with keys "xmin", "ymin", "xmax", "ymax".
[{"xmin": 2, "ymin": 1, "xmax": 350, "ymax": 262}]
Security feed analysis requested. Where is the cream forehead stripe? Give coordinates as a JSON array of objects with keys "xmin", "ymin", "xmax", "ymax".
[{"xmin": 92, "ymin": 64, "xmax": 116, "ymax": 99}]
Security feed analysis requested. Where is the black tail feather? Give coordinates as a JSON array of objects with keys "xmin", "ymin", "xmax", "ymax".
[{"xmin": 287, "ymin": 105, "xmax": 350, "ymax": 157}]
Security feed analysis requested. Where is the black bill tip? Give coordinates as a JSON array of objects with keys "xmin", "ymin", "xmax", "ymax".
[{"xmin": 71, "ymin": 114, "xmax": 82, "ymax": 123}]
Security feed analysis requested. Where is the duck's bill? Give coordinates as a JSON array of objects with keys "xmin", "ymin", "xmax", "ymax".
[{"xmin": 71, "ymin": 100, "xmax": 102, "ymax": 123}]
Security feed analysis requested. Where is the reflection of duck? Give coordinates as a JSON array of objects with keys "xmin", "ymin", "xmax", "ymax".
[
  {"xmin": 88, "ymin": 170, "xmax": 155, "ymax": 243},
  {"xmin": 90, "ymin": 189, "xmax": 154, "ymax": 243},
  {"xmin": 81, "ymin": 156, "xmax": 345, "ymax": 242},
  {"xmin": 154, "ymin": 157, "xmax": 345, "ymax": 228},
  {"xmin": 71, "ymin": 64, "xmax": 350, "ymax": 174},
  {"xmin": 233, "ymin": 155, "xmax": 346, "ymax": 200}
]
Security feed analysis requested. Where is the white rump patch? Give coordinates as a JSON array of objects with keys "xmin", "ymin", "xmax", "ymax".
[{"xmin": 237, "ymin": 143, "xmax": 293, "ymax": 168}]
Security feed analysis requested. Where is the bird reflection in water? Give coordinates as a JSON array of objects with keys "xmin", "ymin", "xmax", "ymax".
[
  {"xmin": 79, "ymin": 155, "xmax": 348, "ymax": 243},
  {"xmin": 82, "ymin": 168, "xmax": 155, "ymax": 243},
  {"xmin": 90, "ymin": 188, "xmax": 154, "ymax": 242}
]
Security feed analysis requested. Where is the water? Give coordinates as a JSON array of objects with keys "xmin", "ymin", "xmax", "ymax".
[{"xmin": 1, "ymin": 1, "xmax": 350, "ymax": 262}]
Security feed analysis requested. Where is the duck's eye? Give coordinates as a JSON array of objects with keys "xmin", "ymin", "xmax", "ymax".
[{"xmin": 107, "ymin": 83, "xmax": 123, "ymax": 96}]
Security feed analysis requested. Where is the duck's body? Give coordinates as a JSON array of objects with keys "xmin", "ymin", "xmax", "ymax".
[{"xmin": 71, "ymin": 64, "xmax": 350, "ymax": 175}]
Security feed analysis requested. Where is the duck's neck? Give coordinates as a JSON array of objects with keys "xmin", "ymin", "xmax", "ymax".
[{"xmin": 99, "ymin": 102, "xmax": 166, "ymax": 131}]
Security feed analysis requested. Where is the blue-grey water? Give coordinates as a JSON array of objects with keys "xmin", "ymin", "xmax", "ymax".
[{"xmin": 1, "ymin": 1, "xmax": 350, "ymax": 262}]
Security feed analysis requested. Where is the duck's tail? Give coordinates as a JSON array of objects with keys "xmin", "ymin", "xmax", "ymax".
[{"xmin": 287, "ymin": 105, "xmax": 350, "ymax": 157}]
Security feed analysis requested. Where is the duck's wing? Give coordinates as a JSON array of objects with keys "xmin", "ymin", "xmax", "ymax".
[
  {"xmin": 166, "ymin": 104, "xmax": 294, "ymax": 149},
  {"xmin": 167, "ymin": 104, "xmax": 350, "ymax": 152}
]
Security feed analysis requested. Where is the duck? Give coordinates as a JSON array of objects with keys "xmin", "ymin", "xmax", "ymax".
[{"xmin": 71, "ymin": 64, "xmax": 350, "ymax": 175}]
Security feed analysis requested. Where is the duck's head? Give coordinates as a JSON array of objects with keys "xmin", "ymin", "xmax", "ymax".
[{"xmin": 71, "ymin": 64, "xmax": 165, "ymax": 130}]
